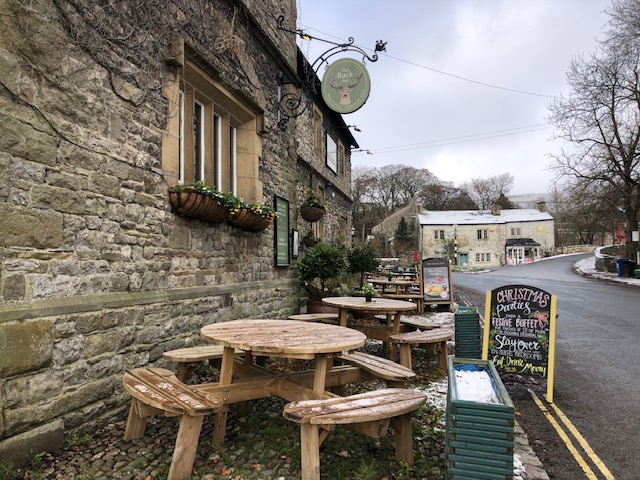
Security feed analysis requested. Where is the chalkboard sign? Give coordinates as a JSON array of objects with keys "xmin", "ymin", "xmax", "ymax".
[
  {"xmin": 274, "ymin": 196, "xmax": 289, "ymax": 267},
  {"xmin": 421, "ymin": 257, "xmax": 454, "ymax": 311},
  {"xmin": 482, "ymin": 284, "xmax": 557, "ymax": 402}
]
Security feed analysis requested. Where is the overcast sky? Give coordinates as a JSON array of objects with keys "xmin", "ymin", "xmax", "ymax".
[{"xmin": 295, "ymin": 0, "xmax": 612, "ymax": 195}]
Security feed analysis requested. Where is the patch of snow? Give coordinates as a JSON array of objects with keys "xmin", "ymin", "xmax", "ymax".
[{"xmin": 454, "ymin": 368, "xmax": 500, "ymax": 403}]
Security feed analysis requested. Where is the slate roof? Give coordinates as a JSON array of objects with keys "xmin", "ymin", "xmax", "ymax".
[{"xmin": 418, "ymin": 209, "xmax": 553, "ymax": 226}]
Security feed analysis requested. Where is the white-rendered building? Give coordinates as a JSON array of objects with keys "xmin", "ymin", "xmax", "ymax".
[{"xmin": 419, "ymin": 206, "xmax": 555, "ymax": 268}]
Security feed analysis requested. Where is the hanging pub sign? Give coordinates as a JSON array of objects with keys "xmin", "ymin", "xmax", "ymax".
[
  {"xmin": 421, "ymin": 257, "xmax": 454, "ymax": 311},
  {"xmin": 482, "ymin": 284, "xmax": 558, "ymax": 402},
  {"xmin": 321, "ymin": 58, "xmax": 371, "ymax": 114}
]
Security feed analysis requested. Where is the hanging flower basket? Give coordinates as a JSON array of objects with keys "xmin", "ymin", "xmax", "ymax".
[
  {"xmin": 169, "ymin": 189, "xmax": 229, "ymax": 223},
  {"xmin": 300, "ymin": 205, "xmax": 326, "ymax": 222},
  {"xmin": 228, "ymin": 207, "xmax": 273, "ymax": 231},
  {"xmin": 303, "ymin": 236, "xmax": 318, "ymax": 247}
]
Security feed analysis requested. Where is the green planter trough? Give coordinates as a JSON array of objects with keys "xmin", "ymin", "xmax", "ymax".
[
  {"xmin": 454, "ymin": 305, "xmax": 482, "ymax": 359},
  {"xmin": 445, "ymin": 357, "xmax": 515, "ymax": 480}
]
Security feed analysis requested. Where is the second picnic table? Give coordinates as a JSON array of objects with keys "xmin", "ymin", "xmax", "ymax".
[{"xmin": 321, "ymin": 296, "xmax": 418, "ymax": 359}]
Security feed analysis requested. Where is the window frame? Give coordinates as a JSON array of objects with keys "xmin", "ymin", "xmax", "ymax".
[
  {"xmin": 326, "ymin": 133, "xmax": 338, "ymax": 174},
  {"xmin": 162, "ymin": 54, "xmax": 263, "ymax": 202}
]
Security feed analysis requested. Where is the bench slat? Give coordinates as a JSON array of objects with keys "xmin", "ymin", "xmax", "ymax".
[
  {"xmin": 162, "ymin": 345, "xmax": 226, "ymax": 362},
  {"xmin": 284, "ymin": 388, "xmax": 426, "ymax": 425},
  {"xmin": 123, "ymin": 368, "xmax": 222, "ymax": 416},
  {"xmin": 391, "ymin": 328, "xmax": 454, "ymax": 344},
  {"xmin": 336, "ymin": 352, "xmax": 415, "ymax": 381}
]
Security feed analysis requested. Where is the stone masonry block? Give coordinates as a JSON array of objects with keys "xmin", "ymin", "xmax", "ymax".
[
  {"xmin": 0, "ymin": 420, "xmax": 64, "ymax": 468},
  {"xmin": 0, "ymin": 203, "xmax": 63, "ymax": 249},
  {"xmin": 0, "ymin": 320, "xmax": 54, "ymax": 378}
]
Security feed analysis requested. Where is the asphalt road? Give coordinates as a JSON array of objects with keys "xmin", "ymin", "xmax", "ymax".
[{"xmin": 452, "ymin": 254, "xmax": 639, "ymax": 480}]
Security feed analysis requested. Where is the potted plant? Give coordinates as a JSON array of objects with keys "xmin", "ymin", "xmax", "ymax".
[
  {"xmin": 297, "ymin": 241, "xmax": 349, "ymax": 312},
  {"xmin": 302, "ymin": 229, "xmax": 320, "ymax": 247},
  {"xmin": 348, "ymin": 243, "xmax": 381, "ymax": 288},
  {"xmin": 300, "ymin": 188, "xmax": 327, "ymax": 222},
  {"xmin": 359, "ymin": 282, "xmax": 377, "ymax": 302}
]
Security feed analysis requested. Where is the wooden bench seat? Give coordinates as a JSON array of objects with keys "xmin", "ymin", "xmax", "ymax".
[
  {"xmin": 390, "ymin": 328, "xmax": 454, "ymax": 370},
  {"xmin": 123, "ymin": 367, "xmax": 223, "ymax": 480},
  {"xmin": 163, "ymin": 345, "xmax": 245, "ymax": 382},
  {"xmin": 335, "ymin": 351, "xmax": 415, "ymax": 386},
  {"xmin": 400, "ymin": 317, "xmax": 441, "ymax": 330},
  {"xmin": 287, "ymin": 313, "xmax": 340, "ymax": 324},
  {"xmin": 381, "ymin": 293, "xmax": 424, "ymax": 312},
  {"xmin": 283, "ymin": 388, "xmax": 427, "ymax": 480}
]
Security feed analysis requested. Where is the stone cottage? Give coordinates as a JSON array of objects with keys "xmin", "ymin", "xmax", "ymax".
[{"xmin": 0, "ymin": 0, "xmax": 357, "ymax": 464}]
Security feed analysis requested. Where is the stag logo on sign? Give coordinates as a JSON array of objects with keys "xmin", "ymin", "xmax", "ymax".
[{"xmin": 321, "ymin": 58, "xmax": 371, "ymax": 114}]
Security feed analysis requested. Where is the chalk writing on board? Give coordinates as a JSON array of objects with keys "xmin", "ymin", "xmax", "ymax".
[{"xmin": 487, "ymin": 284, "xmax": 551, "ymax": 378}]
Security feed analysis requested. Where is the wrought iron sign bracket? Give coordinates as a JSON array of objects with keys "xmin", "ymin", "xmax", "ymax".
[{"xmin": 275, "ymin": 15, "xmax": 386, "ymax": 130}]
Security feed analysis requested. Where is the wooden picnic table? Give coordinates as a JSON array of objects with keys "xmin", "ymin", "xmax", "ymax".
[
  {"xmin": 198, "ymin": 319, "xmax": 367, "ymax": 444},
  {"xmin": 321, "ymin": 296, "xmax": 418, "ymax": 360},
  {"xmin": 368, "ymin": 278, "xmax": 417, "ymax": 294}
]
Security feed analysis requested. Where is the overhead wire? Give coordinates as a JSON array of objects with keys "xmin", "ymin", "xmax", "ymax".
[
  {"xmin": 298, "ymin": 23, "xmax": 557, "ymax": 99},
  {"xmin": 297, "ymin": 20, "xmax": 556, "ymax": 156},
  {"xmin": 351, "ymin": 125, "xmax": 553, "ymax": 155}
]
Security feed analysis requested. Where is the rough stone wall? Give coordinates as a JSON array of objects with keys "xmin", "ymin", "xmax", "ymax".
[{"xmin": 0, "ymin": 0, "xmax": 313, "ymax": 464}]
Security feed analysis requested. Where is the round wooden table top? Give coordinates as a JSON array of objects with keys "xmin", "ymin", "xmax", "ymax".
[
  {"xmin": 200, "ymin": 319, "xmax": 366, "ymax": 355},
  {"xmin": 322, "ymin": 296, "xmax": 418, "ymax": 312}
]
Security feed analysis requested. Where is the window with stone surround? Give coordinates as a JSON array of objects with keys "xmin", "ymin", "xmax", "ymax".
[
  {"xmin": 475, "ymin": 252, "xmax": 491, "ymax": 262},
  {"xmin": 477, "ymin": 229, "xmax": 488, "ymax": 240},
  {"xmin": 434, "ymin": 230, "xmax": 445, "ymax": 240},
  {"xmin": 510, "ymin": 227, "xmax": 521, "ymax": 237},
  {"xmin": 162, "ymin": 53, "xmax": 262, "ymax": 200}
]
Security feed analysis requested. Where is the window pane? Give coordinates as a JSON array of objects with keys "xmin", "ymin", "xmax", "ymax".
[
  {"xmin": 229, "ymin": 125, "xmax": 237, "ymax": 194},
  {"xmin": 179, "ymin": 90, "xmax": 185, "ymax": 184},
  {"xmin": 326, "ymin": 134, "xmax": 338, "ymax": 173},
  {"xmin": 194, "ymin": 101, "xmax": 204, "ymax": 181},
  {"xmin": 213, "ymin": 113, "xmax": 221, "ymax": 189}
]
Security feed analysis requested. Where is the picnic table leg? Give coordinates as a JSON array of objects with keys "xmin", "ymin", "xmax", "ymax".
[
  {"xmin": 212, "ymin": 346, "xmax": 235, "ymax": 445},
  {"xmin": 389, "ymin": 313, "xmax": 402, "ymax": 362},
  {"xmin": 338, "ymin": 307, "xmax": 348, "ymax": 327},
  {"xmin": 438, "ymin": 341, "xmax": 449, "ymax": 369},
  {"xmin": 313, "ymin": 353, "xmax": 330, "ymax": 394},
  {"xmin": 300, "ymin": 423, "xmax": 321, "ymax": 480},
  {"xmin": 398, "ymin": 343, "xmax": 413, "ymax": 370},
  {"xmin": 168, "ymin": 414, "xmax": 204, "ymax": 480},
  {"xmin": 392, "ymin": 413, "xmax": 415, "ymax": 465}
]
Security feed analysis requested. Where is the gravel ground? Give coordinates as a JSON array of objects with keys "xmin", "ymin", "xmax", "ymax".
[{"xmin": 5, "ymin": 312, "xmax": 456, "ymax": 480}]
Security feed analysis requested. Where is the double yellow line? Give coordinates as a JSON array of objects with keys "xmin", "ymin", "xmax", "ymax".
[{"xmin": 528, "ymin": 389, "xmax": 615, "ymax": 479}]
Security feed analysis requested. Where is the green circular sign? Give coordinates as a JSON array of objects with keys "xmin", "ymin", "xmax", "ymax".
[{"xmin": 321, "ymin": 58, "xmax": 371, "ymax": 114}]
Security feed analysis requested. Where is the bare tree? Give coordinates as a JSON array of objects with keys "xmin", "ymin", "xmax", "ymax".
[
  {"xmin": 460, "ymin": 173, "xmax": 515, "ymax": 209},
  {"xmin": 547, "ymin": 0, "xmax": 640, "ymax": 256}
]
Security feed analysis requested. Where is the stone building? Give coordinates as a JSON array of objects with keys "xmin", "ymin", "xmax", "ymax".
[
  {"xmin": 0, "ymin": 0, "xmax": 357, "ymax": 463},
  {"xmin": 419, "ymin": 206, "xmax": 555, "ymax": 268}
]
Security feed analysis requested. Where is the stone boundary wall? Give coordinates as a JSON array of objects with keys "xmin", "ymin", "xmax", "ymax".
[{"xmin": 0, "ymin": 278, "xmax": 299, "ymax": 465}]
